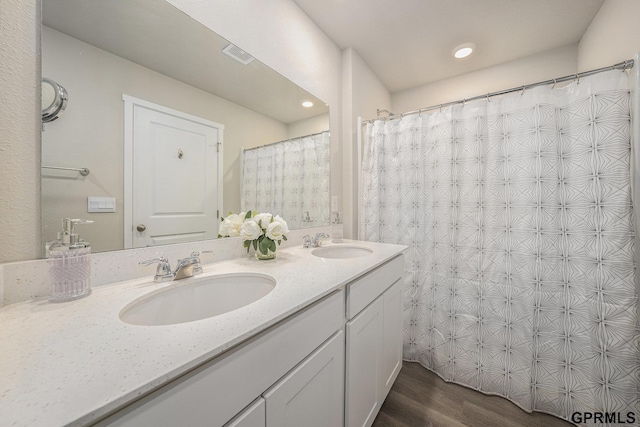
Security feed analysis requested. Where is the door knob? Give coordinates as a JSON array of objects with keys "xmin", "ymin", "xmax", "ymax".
[{"xmin": 137, "ymin": 224, "xmax": 146, "ymax": 232}]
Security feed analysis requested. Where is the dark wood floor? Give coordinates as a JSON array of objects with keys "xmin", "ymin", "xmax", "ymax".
[{"xmin": 372, "ymin": 362, "xmax": 574, "ymax": 427}]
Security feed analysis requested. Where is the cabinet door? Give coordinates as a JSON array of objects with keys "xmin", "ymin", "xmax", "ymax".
[
  {"xmin": 224, "ymin": 398, "xmax": 265, "ymax": 427},
  {"xmin": 264, "ymin": 331, "xmax": 344, "ymax": 427},
  {"xmin": 381, "ymin": 279, "xmax": 403, "ymax": 399},
  {"xmin": 345, "ymin": 298, "xmax": 383, "ymax": 427}
]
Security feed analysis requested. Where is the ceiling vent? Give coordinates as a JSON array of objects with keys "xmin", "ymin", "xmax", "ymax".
[{"xmin": 222, "ymin": 44, "xmax": 255, "ymax": 65}]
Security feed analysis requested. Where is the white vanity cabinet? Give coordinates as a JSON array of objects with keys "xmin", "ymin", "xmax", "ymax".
[
  {"xmin": 345, "ymin": 255, "xmax": 404, "ymax": 427},
  {"xmin": 93, "ymin": 252, "xmax": 404, "ymax": 427},
  {"xmin": 97, "ymin": 290, "xmax": 344, "ymax": 427},
  {"xmin": 264, "ymin": 331, "xmax": 344, "ymax": 427},
  {"xmin": 224, "ymin": 398, "xmax": 265, "ymax": 427}
]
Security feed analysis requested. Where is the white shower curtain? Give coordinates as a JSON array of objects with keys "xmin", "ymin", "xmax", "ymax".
[
  {"xmin": 241, "ymin": 131, "xmax": 330, "ymax": 229},
  {"xmin": 361, "ymin": 70, "xmax": 639, "ymax": 423}
]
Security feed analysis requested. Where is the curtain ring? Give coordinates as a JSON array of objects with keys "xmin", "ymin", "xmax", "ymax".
[
  {"xmin": 520, "ymin": 85, "xmax": 526, "ymax": 95},
  {"xmin": 439, "ymin": 104, "xmax": 443, "ymax": 112},
  {"xmin": 463, "ymin": 99, "xmax": 466, "ymax": 107},
  {"xmin": 623, "ymin": 60, "xmax": 629, "ymax": 72},
  {"xmin": 575, "ymin": 74, "xmax": 580, "ymax": 84},
  {"xmin": 551, "ymin": 78, "xmax": 557, "ymax": 89},
  {"xmin": 486, "ymin": 93, "xmax": 491, "ymax": 103}
]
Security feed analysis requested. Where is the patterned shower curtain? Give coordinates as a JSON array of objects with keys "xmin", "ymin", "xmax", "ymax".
[
  {"xmin": 241, "ymin": 131, "xmax": 330, "ymax": 229},
  {"xmin": 360, "ymin": 70, "xmax": 639, "ymax": 423}
]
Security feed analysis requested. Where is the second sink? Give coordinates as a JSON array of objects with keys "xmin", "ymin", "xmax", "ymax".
[
  {"xmin": 120, "ymin": 273, "xmax": 276, "ymax": 326},
  {"xmin": 311, "ymin": 245, "xmax": 373, "ymax": 259}
]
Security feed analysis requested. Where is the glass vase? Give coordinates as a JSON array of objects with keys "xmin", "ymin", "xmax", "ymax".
[{"xmin": 255, "ymin": 248, "xmax": 276, "ymax": 260}]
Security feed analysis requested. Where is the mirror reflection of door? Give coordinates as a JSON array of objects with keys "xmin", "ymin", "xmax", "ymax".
[{"xmin": 123, "ymin": 96, "xmax": 223, "ymax": 248}]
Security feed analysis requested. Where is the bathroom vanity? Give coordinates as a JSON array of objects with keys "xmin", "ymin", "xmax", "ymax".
[{"xmin": 0, "ymin": 240, "xmax": 406, "ymax": 427}]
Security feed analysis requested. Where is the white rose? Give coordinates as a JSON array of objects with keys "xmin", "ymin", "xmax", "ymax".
[
  {"xmin": 240, "ymin": 220, "xmax": 263, "ymax": 240},
  {"xmin": 253, "ymin": 213, "xmax": 272, "ymax": 228},
  {"xmin": 273, "ymin": 215, "xmax": 289, "ymax": 234},
  {"xmin": 226, "ymin": 214, "xmax": 244, "ymax": 237},
  {"xmin": 266, "ymin": 221, "xmax": 284, "ymax": 241},
  {"xmin": 218, "ymin": 214, "xmax": 240, "ymax": 237},
  {"xmin": 218, "ymin": 218, "xmax": 231, "ymax": 237}
]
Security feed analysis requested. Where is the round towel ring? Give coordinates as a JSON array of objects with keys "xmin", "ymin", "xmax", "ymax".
[{"xmin": 42, "ymin": 78, "xmax": 69, "ymax": 123}]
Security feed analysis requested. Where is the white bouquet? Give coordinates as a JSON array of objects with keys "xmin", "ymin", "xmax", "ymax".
[{"xmin": 219, "ymin": 211, "xmax": 289, "ymax": 258}]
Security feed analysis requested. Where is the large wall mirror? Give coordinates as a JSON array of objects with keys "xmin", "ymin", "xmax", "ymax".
[{"xmin": 41, "ymin": 0, "xmax": 330, "ymax": 254}]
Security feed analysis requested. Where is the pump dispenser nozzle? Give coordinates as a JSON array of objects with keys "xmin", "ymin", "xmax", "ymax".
[{"xmin": 58, "ymin": 218, "xmax": 93, "ymax": 247}]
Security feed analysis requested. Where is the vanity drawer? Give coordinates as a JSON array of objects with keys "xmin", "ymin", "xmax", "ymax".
[
  {"xmin": 346, "ymin": 255, "xmax": 404, "ymax": 319},
  {"xmin": 97, "ymin": 290, "xmax": 344, "ymax": 427}
]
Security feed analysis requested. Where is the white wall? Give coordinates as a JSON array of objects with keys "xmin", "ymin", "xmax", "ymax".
[
  {"xmin": 578, "ymin": 0, "xmax": 640, "ymax": 71},
  {"xmin": 342, "ymin": 48, "xmax": 391, "ymax": 238},
  {"xmin": 42, "ymin": 26, "xmax": 291, "ymax": 252},
  {"xmin": 392, "ymin": 44, "xmax": 579, "ymax": 113},
  {"xmin": 288, "ymin": 114, "xmax": 330, "ymax": 139},
  {"xmin": 0, "ymin": 0, "xmax": 41, "ymax": 263}
]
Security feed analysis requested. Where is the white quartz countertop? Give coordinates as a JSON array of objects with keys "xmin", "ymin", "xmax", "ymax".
[{"xmin": 0, "ymin": 240, "xmax": 406, "ymax": 427}]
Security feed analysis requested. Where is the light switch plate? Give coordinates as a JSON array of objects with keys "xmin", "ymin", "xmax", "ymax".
[{"xmin": 88, "ymin": 197, "xmax": 116, "ymax": 213}]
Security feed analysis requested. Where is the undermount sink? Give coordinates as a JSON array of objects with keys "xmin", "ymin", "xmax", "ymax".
[
  {"xmin": 120, "ymin": 274, "xmax": 276, "ymax": 326},
  {"xmin": 311, "ymin": 245, "xmax": 373, "ymax": 259}
]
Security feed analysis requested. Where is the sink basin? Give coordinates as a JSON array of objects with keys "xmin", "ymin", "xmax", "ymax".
[
  {"xmin": 311, "ymin": 245, "xmax": 373, "ymax": 259},
  {"xmin": 120, "ymin": 274, "xmax": 276, "ymax": 326}
]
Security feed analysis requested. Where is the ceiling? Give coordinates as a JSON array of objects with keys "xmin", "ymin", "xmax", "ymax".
[{"xmin": 293, "ymin": 0, "xmax": 605, "ymax": 93}]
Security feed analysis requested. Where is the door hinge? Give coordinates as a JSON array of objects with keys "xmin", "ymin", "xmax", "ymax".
[
  {"xmin": 216, "ymin": 142, "xmax": 221, "ymax": 152},
  {"xmin": 217, "ymin": 210, "xmax": 220, "ymax": 218}
]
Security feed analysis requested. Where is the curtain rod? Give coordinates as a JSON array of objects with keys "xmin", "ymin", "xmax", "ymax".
[
  {"xmin": 363, "ymin": 59, "xmax": 635, "ymax": 124},
  {"xmin": 242, "ymin": 130, "xmax": 329, "ymax": 152}
]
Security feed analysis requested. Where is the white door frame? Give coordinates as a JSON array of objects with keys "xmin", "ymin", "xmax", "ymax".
[{"xmin": 122, "ymin": 95, "xmax": 224, "ymax": 248}]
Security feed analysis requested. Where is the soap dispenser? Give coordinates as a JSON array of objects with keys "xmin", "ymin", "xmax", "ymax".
[
  {"xmin": 331, "ymin": 212, "xmax": 343, "ymax": 243},
  {"xmin": 46, "ymin": 218, "xmax": 93, "ymax": 302}
]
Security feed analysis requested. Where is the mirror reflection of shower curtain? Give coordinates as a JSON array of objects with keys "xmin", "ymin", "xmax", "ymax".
[{"xmin": 241, "ymin": 131, "xmax": 330, "ymax": 229}]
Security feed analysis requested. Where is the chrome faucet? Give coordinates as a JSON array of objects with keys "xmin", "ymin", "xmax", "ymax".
[
  {"xmin": 140, "ymin": 251, "xmax": 213, "ymax": 282},
  {"xmin": 302, "ymin": 233, "xmax": 329, "ymax": 248}
]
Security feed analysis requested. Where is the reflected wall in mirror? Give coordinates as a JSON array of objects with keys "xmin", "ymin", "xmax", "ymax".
[{"xmin": 41, "ymin": 0, "xmax": 330, "ymax": 254}]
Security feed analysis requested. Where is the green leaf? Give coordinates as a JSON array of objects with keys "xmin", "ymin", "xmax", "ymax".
[
  {"xmin": 252, "ymin": 240, "xmax": 257, "ymax": 251},
  {"xmin": 277, "ymin": 240, "xmax": 281, "ymax": 246},
  {"xmin": 282, "ymin": 235, "xmax": 288, "ymax": 241},
  {"xmin": 243, "ymin": 240, "xmax": 251, "ymax": 248},
  {"xmin": 269, "ymin": 239, "xmax": 276, "ymax": 252},
  {"xmin": 259, "ymin": 237, "xmax": 270, "ymax": 254},
  {"xmin": 244, "ymin": 211, "xmax": 252, "ymax": 220}
]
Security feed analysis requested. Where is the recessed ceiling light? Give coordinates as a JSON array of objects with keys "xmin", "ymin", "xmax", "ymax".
[
  {"xmin": 452, "ymin": 43, "xmax": 476, "ymax": 59},
  {"xmin": 302, "ymin": 101, "xmax": 314, "ymax": 108}
]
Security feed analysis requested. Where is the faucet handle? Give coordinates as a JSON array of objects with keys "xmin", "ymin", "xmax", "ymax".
[
  {"xmin": 313, "ymin": 233, "xmax": 330, "ymax": 247},
  {"xmin": 189, "ymin": 251, "xmax": 213, "ymax": 275},
  {"xmin": 139, "ymin": 256, "xmax": 173, "ymax": 282},
  {"xmin": 139, "ymin": 256, "xmax": 169, "ymax": 266},
  {"xmin": 190, "ymin": 250, "xmax": 213, "ymax": 258},
  {"xmin": 302, "ymin": 234, "xmax": 313, "ymax": 248}
]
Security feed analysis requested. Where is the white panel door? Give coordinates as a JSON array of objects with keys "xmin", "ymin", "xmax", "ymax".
[
  {"xmin": 131, "ymin": 102, "xmax": 222, "ymax": 248},
  {"xmin": 381, "ymin": 279, "xmax": 403, "ymax": 400},
  {"xmin": 345, "ymin": 298, "xmax": 383, "ymax": 427},
  {"xmin": 264, "ymin": 331, "xmax": 344, "ymax": 427}
]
